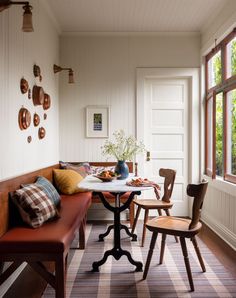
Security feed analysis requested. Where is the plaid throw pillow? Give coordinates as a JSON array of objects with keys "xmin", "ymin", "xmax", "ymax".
[
  {"xmin": 13, "ymin": 184, "xmax": 58, "ymax": 228},
  {"xmin": 36, "ymin": 176, "xmax": 61, "ymax": 206}
]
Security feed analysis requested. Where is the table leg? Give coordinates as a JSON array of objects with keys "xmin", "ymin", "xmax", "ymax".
[
  {"xmin": 92, "ymin": 192, "xmax": 142, "ymax": 272},
  {"xmin": 120, "ymin": 224, "xmax": 137, "ymax": 241},
  {"xmin": 98, "ymin": 224, "xmax": 114, "ymax": 241}
]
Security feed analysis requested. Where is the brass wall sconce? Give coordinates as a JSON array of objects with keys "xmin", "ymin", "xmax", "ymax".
[
  {"xmin": 0, "ymin": 0, "xmax": 33, "ymax": 32},
  {"xmin": 53, "ymin": 64, "xmax": 75, "ymax": 84}
]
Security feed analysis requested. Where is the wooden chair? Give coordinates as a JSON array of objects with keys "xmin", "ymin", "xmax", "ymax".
[
  {"xmin": 143, "ymin": 180, "xmax": 208, "ymax": 292},
  {"xmin": 131, "ymin": 168, "xmax": 177, "ymax": 247}
]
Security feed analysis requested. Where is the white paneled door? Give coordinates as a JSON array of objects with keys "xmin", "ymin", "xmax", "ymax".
[{"xmin": 136, "ymin": 69, "xmax": 192, "ymax": 216}]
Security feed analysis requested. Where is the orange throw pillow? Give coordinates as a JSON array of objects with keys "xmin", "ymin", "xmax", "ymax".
[{"xmin": 53, "ymin": 169, "xmax": 84, "ymax": 195}]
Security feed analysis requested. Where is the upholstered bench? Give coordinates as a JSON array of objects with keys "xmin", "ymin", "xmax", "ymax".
[{"xmin": 0, "ymin": 164, "xmax": 91, "ymax": 298}]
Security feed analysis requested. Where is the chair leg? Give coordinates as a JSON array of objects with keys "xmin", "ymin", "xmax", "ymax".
[
  {"xmin": 191, "ymin": 236, "xmax": 206, "ymax": 272},
  {"xmin": 180, "ymin": 237, "xmax": 194, "ymax": 292},
  {"xmin": 131, "ymin": 205, "xmax": 141, "ymax": 234},
  {"xmin": 143, "ymin": 232, "xmax": 158, "ymax": 279},
  {"xmin": 141, "ymin": 209, "xmax": 149, "ymax": 247},
  {"xmin": 159, "ymin": 233, "xmax": 166, "ymax": 264},
  {"xmin": 157, "ymin": 209, "xmax": 162, "ymax": 216},
  {"xmin": 165, "ymin": 209, "xmax": 178, "ymax": 243},
  {"xmin": 129, "ymin": 201, "xmax": 134, "ymax": 228}
]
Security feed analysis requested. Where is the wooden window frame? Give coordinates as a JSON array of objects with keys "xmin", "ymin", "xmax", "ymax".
[
  {"xmin": 224, "ymin": 83, "xmax": 236, "ymax": 183},
  {"xmin": 205, "ymin": 28, "xmax": 236, "ymax": 184}
]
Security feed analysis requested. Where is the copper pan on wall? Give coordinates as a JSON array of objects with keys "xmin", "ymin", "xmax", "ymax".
[
  {"xmin": 38, "ymin": 127, "xmax": 46, "ymax": 139},
  {"xmin": 43, "ymin": 93, "xmax": 51, "ymax": 110},
  {"xmin": 32, "ymin": 85, "xmax": 44, "ymax": 106},
  {"xmin": 33, "ymin": 113, "xmax": 40, "ymax": 127},
  {"xmin": 18, "ymin": 107, "xmax": 31, "ymax": 130},
  {"xmin": 20, "ymin": 78, "xmax": 29, "ymax": 94}
]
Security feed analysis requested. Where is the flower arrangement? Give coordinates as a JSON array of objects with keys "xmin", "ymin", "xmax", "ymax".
[{"xmin": 101, "ymin": 130, "xmax": 146, "ymax": 161}]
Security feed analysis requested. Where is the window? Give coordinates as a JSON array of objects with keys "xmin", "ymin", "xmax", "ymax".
[
  {"xmin": 205, "ymin": 29, "xmax": 236, "ymax": 184},
  {"xmin": 225, "ymin": 87, "xmax": 236, "ymax": 182},
  {"xmin": 207, "ymin": 50, "xmax": 222, "ymax": 88}
]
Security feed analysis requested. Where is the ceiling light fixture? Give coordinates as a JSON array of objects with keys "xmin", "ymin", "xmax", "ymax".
[
  {"xmin": 53, "ymin": 64, "xmax": 75, "ymax": 84},
  {"xmin": 0, "ymin": 0, "xmax": 34, "ymax": 32}
]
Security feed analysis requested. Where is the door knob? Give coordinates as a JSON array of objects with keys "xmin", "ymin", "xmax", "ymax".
[{"xmin": 146, "ymin": 151, "xmax": 151, "ymax": 161}]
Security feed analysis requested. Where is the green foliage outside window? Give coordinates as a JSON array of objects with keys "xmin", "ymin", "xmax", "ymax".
[
  {"xmin": 231, "ymin": 39, "xmax": 236, "ymax": 76},
  {"xmin": 230, "ymin": 90, "xmax": 236, "ymax": 175},
  {"xmin": 214, "ymin": 40, "xmax": 236, "ymax": 176},
  {"xmin": 214, "ymin": 53, "xmax": 222, "ymax": 85},
  {"xmin": 216, "ymin": 94, "xmax": 223, "ymax": 176}
]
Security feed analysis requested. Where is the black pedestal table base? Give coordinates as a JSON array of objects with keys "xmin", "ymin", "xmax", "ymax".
[{"xmin": 92, "ymin": 191, "xmax": 142, "ymax": 272}]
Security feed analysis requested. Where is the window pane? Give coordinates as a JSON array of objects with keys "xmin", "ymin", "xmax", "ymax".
[
  {"xmin": 226, "ymin": 89, "xmax": 236, "ymax": 175},
  {"xmin": 207, "ymin": 98, "xmax": 213, "ymax": 171},
  {"xmin": 226, "ymin": 37, "xmax": 236, "ymax": 78},
  {"xmin": 216, "ymin": 93, "xmax": 223, "ymax": 176},
  {"xmin": 208, "ymin": 51, "xmax": 222, "ymax": 89}
]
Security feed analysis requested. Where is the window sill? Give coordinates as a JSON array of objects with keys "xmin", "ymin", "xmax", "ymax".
[{"xmin": 202, "ymin": 174, "xmax": 236, "ymax": 197}]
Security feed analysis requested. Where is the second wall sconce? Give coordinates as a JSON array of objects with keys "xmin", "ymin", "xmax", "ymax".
[
  {"xmin": 53, "ymin": 64, "xmax": 75, "ymax": 84},
  {"xmin": 0, "ymin": 0, "xmax": 34, "ymax": 32}
]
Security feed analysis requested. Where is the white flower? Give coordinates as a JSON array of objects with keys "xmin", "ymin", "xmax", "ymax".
[{"xmin": 101, "ymin": 130, "xmax": 146, "ymax": 161}]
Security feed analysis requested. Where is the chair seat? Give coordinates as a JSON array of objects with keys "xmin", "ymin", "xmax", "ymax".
[
  {"xmin": 146, "ymin": 216, "xmax": 202, "ymax": 237},
  {"xmin": 133, "ymin": 198, "xmax": 173, "ymax": 209}
]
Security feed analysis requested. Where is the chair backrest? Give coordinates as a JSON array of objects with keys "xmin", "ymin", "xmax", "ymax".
[
  {"xmin": 159, "ymin": 168, "xmax": 176, "ymax": 203},
  {"xmin": 187, "ymin": 180, "xmax": 208, "ymax": 230}
]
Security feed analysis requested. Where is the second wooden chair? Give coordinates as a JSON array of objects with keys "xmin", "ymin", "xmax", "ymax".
[
  {"xmin": 131, "ymin": 168, "xmax": 177, "ymax": 247},
  {"xmin": 143, "ymin": 180, "xmax": 208, "ymax": 291}
]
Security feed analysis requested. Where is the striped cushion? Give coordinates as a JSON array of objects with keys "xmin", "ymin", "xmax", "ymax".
[
  {"xmin": 53, "ymin": 169, "xmax": 84, "ymax": 195},
  {"xmin": 36, "ymin": 176, "xmax": 61, "ymax": 207},
  {"xmin": 60, "ymin": 161, "xmax": 92, "ymax": 176},
  {"xmin": 14, "ymin": 184, "xmax": 58, "ymax": 228}
]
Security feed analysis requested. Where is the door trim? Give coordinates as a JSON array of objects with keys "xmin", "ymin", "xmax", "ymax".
[{"xmin": 136, "ymin": 68, "xmax": 200, "ymax": 208}]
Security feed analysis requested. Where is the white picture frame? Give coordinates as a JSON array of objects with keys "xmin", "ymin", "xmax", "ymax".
[{"xmin": 86, "ymin": 105, "xmax": 110, "ymax": 138}]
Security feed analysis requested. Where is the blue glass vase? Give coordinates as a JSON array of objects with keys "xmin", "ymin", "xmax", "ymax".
[{"xmin": 115, "ymin": 160, "xmax": 129, "ymax": 180}]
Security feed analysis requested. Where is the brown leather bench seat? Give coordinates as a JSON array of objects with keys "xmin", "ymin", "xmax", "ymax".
[
  {"xmin": 0, "ymin": 164, "xmax": 92, "ymax": 298},
  {"xmin": 0, "ymin": 192, "xmax": 92, "ymax": 254}
]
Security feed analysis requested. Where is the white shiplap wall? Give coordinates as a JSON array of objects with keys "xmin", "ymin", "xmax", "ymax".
[
  {"xmin": 201, "ymin": 0, "xmax": 236, "ymax": 250},
  {"xmin": 0, "ymin": 0, "xmax": 59, "ymax": 181},
  {"xmin": 59, "ymin": 34, "xmax": 201, "ymax": 162}
]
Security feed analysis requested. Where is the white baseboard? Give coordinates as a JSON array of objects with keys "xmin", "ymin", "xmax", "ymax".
[{"xmin": 202, "ymin": 212, "xmax": 236, "ymax": 251}]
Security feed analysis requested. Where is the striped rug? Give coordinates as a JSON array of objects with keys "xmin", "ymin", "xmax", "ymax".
[{"xmin": 43, "ymin": 222, "xmax": 236, "ymax": 298}]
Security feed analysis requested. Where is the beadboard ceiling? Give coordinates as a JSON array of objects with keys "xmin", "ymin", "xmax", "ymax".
[{"xmin": 46, "ymin": 0, "xmax": 227, "ymax": 34}]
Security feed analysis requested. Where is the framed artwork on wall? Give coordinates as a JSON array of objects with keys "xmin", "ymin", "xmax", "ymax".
[{"xmin": 86, "ymin": 105, "xmax": 110, "ymax": 138}]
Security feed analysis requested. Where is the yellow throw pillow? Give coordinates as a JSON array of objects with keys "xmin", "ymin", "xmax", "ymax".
[{"xmin": 53, "ymin": 169, "xmax": 84, "ymax": 195}]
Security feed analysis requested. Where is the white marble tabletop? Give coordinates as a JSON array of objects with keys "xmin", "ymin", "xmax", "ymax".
[{"xmin": 78, "ymin": 175, "xmax": 152, "ymax": 193}]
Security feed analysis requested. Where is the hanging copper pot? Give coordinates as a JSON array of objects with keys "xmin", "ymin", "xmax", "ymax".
[
  {"xmin": 18, "ymin": 107, "xmax": 31, "ymax": 130},
  {"xmin": 32, "ymin": 85, "xmax": 44, "ymax": 106},
  {"xmin": 33, "ymin": 64, "xmax": 42, "ymax": 81},
  {"xmin": 33, "ymin": 113, "xmax": 40, "ymax": 127},
  {"xmin": 43, "ymin": 93, "xmax": 51, "ymax": 110},
  {"xmin": 20, "ymin": 78, "xmax": 29, "ymax": 94},
  {"xmin": 38, "ymin": 127, "xmax": 46, "ymax": 139}
]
